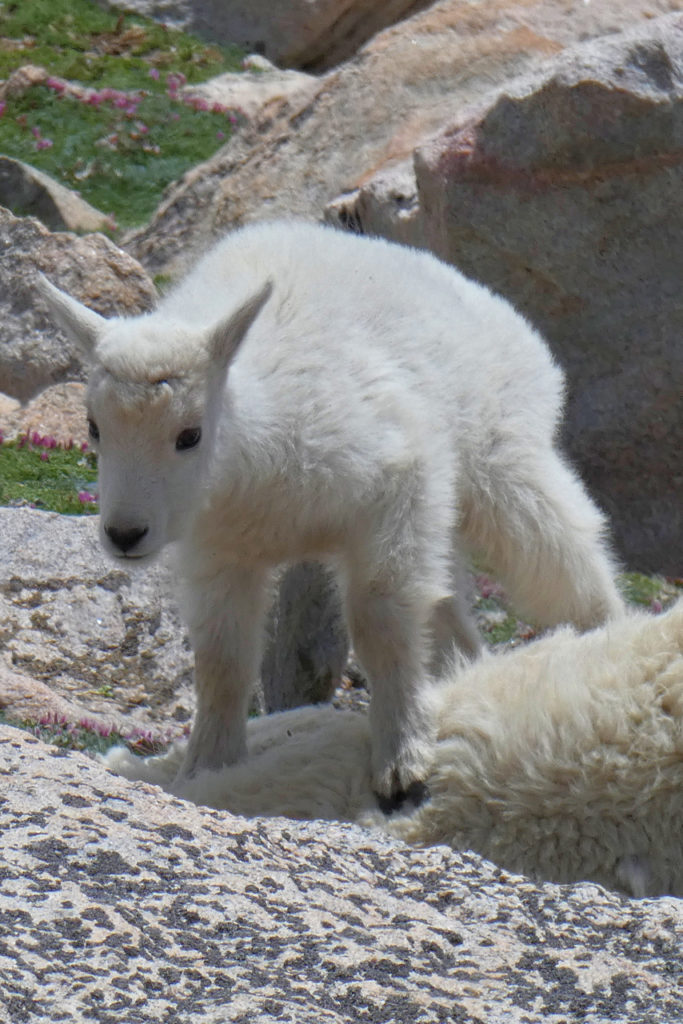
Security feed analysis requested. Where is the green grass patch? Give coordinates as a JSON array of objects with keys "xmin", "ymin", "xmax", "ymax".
[
  {"xmin": 0, "ymin": 0, "xmax": 246, "ymax": 227},
  {"xmin": 620, "ymin": 571, "xmax": 682, "ymax": 609},
  {"xmin": 0, "ymin": 433, "xmax": 98, "ymax": 513},
  {"xmin": 0, "ymin": 0, "xmax": 243, "ymax": 86}
]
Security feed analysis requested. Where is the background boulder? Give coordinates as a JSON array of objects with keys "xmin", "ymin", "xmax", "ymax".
[
  {"xmin": 0, "ymin": 208, "xmax": 157, "ymax": 403},
  {"xmin": 408, "ymin": 18, "xmax": 683, "ymax": 573},
  {"xmin": 96, "ymin": 0, "xmax": 434, "ymax": 71},
  {"xmin": 0, "ymin": 156, "xmax": 115, "ymax": 235},
  {"xmin": 123, "ymin": 0, "xmax": 682, "ymax": 280}
]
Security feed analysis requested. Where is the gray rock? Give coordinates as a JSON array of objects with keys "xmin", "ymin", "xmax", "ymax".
[
  {"xmin": 0, "ymin": 508, "xmax": 195, "ymax": 732},
  {"xmin": 0, "ymin": 509, "xmax": 347, "ymax": 730},
  {"xmin": 410, "ymin": 15, "xmax": 683, "ymax": 573},
  {"xmin": 0, "ymin": 156, "xmax": 115, "ymax": 234},
  {"xmin": 123, "ymin": 0, "xmax": 683, "ymax": 280},
  {"xmin": 0, "ymin": 208, "xmax": 157, "ymax": 402},
  {"xmin": 95, "ymin": 0, "xmax": 433, "ymax": 71},
  {"xmin": 1, "ymin": 721, "xmax": 682, "ymax": 1023}
]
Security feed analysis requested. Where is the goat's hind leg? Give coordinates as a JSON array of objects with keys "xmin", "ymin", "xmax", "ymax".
[
  {"xmin": 461, "ymin": 446, "xmax": 624, "ymax": 631},
  {"xmin": 346, "ymin": 571, "xmax": 438, "ymax": 807},
  {"xmin": 428, "ymin": 548, "xmax": 483, "ymax": 679}
]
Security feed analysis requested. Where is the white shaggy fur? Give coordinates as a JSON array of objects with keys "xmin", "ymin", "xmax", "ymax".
[
  {"xmin": 37, "ymin": 220, "xmax": 623, "ymax": 799},
  {"xmin": 105, "ymin": 601, "xmax": 683, "ymax": 898}
]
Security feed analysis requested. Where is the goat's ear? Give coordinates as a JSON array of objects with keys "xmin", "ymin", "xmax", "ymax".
[
  {"xmin": 36, "ymin": 273, "xmax": 106, "ymax": 357},
  {"xmin": 207, "ymin": 279, "xmax": 273, "ymax": 368}
]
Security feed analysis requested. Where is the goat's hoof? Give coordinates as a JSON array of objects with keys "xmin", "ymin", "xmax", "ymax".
[{"xmin": 376, "ymin": 780, "xmax": 430, "ymax": 816}]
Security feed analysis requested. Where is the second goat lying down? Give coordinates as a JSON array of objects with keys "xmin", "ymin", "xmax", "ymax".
[
  {"xmin": 37, "ymin": 220, "xmax": 623, "ymax": 802},
  {"xmin": 106, "ymin": 601, "xmax": 683, "ymax": 899}
]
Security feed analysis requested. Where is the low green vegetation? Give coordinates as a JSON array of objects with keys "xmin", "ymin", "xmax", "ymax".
[
  {"xmin": 0, "ymin": 0, "xmax": 245, "ymax": 227},
  {"xmin": 0, "ymin": 708, "xmax": 170, "ymax": 756},
  {"xmin": 0, "ymin": 431, "xmax": 98, "ymax": 513}
]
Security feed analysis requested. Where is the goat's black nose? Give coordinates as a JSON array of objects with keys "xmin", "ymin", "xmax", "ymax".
[{"xmin": 105, "ymin": 524, "xmax": 149, "ymax": 554}]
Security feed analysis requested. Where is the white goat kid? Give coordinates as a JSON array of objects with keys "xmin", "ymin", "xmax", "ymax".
[{"xmin": 37, "ymin": 220, "xmax": 624, "ymax": 803}]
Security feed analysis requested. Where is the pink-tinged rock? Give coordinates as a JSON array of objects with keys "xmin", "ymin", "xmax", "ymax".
[{"xmin": 412, "ymin": 15, "xmax": 683, "ymax": 572}]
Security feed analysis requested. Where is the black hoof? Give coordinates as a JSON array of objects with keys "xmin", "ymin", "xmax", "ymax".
[{"xmin": 376, "ymin": 780, "xmax": 431, "ymax": 816}]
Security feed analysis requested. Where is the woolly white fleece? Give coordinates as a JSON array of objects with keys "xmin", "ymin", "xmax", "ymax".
[{"xmin": 105, "ymin": 599, "xmax": 683, "ymax": 898}]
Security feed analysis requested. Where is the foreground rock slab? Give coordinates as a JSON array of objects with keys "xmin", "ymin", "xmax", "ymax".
[{"xmin": 1, "ymin": 722, "xmax": 681, "ymax": 1023}]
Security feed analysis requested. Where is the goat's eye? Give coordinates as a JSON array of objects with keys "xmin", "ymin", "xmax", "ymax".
[
  {"xmin": 176, "ymin": 427, "xmax": 202, "ymax": 451},
  {"xmin": 88, "ymin": 419, "xmax": 100, "ymax": 442}
]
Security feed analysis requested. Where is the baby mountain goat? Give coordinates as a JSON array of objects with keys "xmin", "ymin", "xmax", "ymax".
[{"xmin": 38, "ymin": 220, "xmax": 623, "ymax": 803}]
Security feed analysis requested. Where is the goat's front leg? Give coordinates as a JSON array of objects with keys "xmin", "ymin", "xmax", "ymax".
[{"xmin": 177, "ymin": 560, "xmax": 270, "ymax": 780}]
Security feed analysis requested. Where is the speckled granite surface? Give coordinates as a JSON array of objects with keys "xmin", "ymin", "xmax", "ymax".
[{"xmin": 1, "ymin": 724, "xmax": 681, "ymax": 1023}]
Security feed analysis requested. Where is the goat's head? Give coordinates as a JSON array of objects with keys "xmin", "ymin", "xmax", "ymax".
[{"xmin": 37, "ymin": 274, "xmax": 271, "ymax": 561}]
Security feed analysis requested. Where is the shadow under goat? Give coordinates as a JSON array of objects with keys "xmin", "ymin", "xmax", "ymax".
[{"xmin": 105, "ymin": 599, "xmax": 683, "ymax": 899}]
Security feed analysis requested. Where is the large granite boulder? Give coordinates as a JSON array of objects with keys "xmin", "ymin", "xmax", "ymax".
[
  {"xmin": 123, "ymin": 0, "xmax": 682, "ymax": 280},
  {"xmin": 1, "ymin": 721, "xmax": 682, "ymax": 1022},
  {"xmin": 410, "ymin": 17, "xmax": 681, "ymax": 574},
  {"xmin": 0, "ymin": 208, "xmax": 157, "ymax": 402},
  {"xmin": 95, "ymin": 0, "xmax": 433, "ymax": 71}
]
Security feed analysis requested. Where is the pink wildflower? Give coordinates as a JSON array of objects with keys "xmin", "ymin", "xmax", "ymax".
[
  {"xmin": 46, "ymin": 76, "xmax": 65, "ymax": 94},
  {"xmin": 651, "ymin": 598, "xmax": 663, "ymax": 614},
  {"xmin": 40, "ymin": 451, "xmax": 49, "ymax": 462},
  {"xmin": 80, "ymin": 442, "xmax": 88, "ymax": 452},
  {"xmin": 78, "ymin": 490, "xmax": 98, "ymax": 504},
  {"xmin": 36, "ymin": 138, "xmax": 53, "ymax": 150},
  {"xmin": 216, "ymin": 130, "xmax": 225, "ymax": 141},
  {"xmin": 476, "ymin": 574, "xmax": 506, "ymax": 601},
  {"xmin": 149, "ymin": 67, "xmax": 160, "ymax": 80},
  {"xmin": 0, "ymin": 101, "xmax": 6, "ymax": 118}
]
